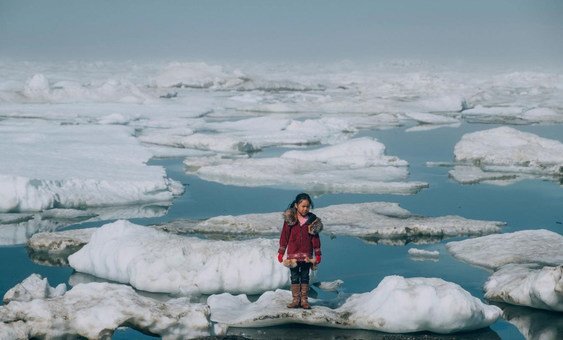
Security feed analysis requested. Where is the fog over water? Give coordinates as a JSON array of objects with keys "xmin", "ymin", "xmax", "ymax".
[{"xmin": 1, "ymin": 0, "xmax": 562, "ymax": 68}]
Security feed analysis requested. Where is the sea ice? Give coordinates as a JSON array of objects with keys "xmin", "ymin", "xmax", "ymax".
[
  {"xmin": 484, "ymin": 264, "xmax": 563, "ymax": 312},
  {"xmin": 408, "ymin": 248, "xmax": 440, "ymax": 261},
  {"xmin": 0, "ymin": 203, "xmax": 169, "ymax": 246},
  {"xmin": 3, "ymin": 274, "xmax": 66, "ymax": 304},
  {"xmin": 0, "ymin": 275, "xmax": 215, "ymax": 339},
  {"xmin": 502, "ymin": 303, "xmax": 563, "ymax": 340},
  {"xmin": 208, "ymin": 276, "xmax": 501, "ymax": 334},
  {"xmin": 68, "ymin": 220, "xmax": 289, "ymax": 295},
  {"xmin": 0, "ymin": 121, "xmax": 182, "ymax": 213},
  {"xmin": 446, "ymin": 229, "xmax": 563, "ymax": 270},
  {"xmin": 160, "ymin": 201, "xmax": 504, "ymax": 241},
  {"xmin": 450, "ymin": 127, "xmax": 563, "ymax": 184},
  {"xmin": 185, "ymin": 138, "xmax": 429, "ymax": 194}
]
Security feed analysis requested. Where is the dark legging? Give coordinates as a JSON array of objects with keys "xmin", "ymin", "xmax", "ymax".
[{"xmin": 290, "ymin": 262, "xmax": 311, "ymax": 284}]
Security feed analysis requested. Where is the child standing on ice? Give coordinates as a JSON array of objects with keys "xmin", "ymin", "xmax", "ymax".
[{"xmin": 277, "ymin": 193, "xmax": 323, "ymax": 309}]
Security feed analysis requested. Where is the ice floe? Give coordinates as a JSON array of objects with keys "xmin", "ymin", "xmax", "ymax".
[
  {"xmin": 68, "ymin": 220, "xmax": 289, "ymax": 295},
  {"xmin": 185, "ymin": 138, "xmax": 429, "ymax": 194},
  {"xmin": 0, "ymin": 121, "xmax": 182, "ymax": 213},
  {"xmin": 446, "ymin": 229, "xmax": 563, "ymax": 270},
  {"xmin": 408, "ymin": 248, "xmax": 440, "ymax": 261},
  {"xmin": 450, "ymin": 127, "xmax": 563, "ymax": 184},
  {"xmin": 0, "ymin": 203, "xmax": 169, "ymax": 246},
  {"xmin": 159, "ymin": 202, "xmax": 504, "ymax": 242},
  {"xmin": 208, "ymin": 276, "xmax": 501, "ymax": 334},
  {"xmin": 447, "ymin": 230, "xmax": 563, "ymax": 311},
  {"xmin": 484, "ymin": 264, "xmax": 563, "ymax": 312},
  {"xmin": 0, "ymin": 275, "xmax": 215, "ymax": 339}
]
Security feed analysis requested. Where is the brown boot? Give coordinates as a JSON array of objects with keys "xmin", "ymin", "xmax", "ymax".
[
  {"xmin": 287, "ymin": 284, "xmax": 301, "ymax": 308},
  {"xmin": 300, "ymin": 283, "xmax": 311, "ymax": 309}
]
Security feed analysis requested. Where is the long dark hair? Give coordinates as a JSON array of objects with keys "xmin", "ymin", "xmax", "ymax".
[{"xmin": 287, "ymin": 192, "xmax": 314, "ymax": 210}]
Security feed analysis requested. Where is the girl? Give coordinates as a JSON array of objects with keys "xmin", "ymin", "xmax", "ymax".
[{"xmin": 277, "ymin": 193, "xmax": 323, "ymax": 309}]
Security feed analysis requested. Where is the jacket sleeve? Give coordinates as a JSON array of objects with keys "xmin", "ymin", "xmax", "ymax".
[
  {"xmin": 278, "ymin": 222, "xmax": 290, "ymax": 255},
  {"xmin": 312, "ymin": 233, "xmax": 321, "ymax": 257}
]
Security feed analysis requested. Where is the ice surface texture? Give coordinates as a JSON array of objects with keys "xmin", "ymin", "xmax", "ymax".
[
  {"xmin": 447, "ymin": 230, "xmax": 563, "ymax": 311},
  {"xmin": 0, "ymin": 122, "xmax": 182, "ymax": 213},
  {"xmin": 208, "ymin": 276, "xmax": 501, "ymax": 334},
  {"xmin": 0, "ymin": 275, "xmax": 214, "ymax": 339},
  {"xmin": 68, "ymin": 220, "xmax": 289, "ymax": 295},
  {"xmin": 450, "ymin": 127, "xmax": 563, "ymax": 184}
]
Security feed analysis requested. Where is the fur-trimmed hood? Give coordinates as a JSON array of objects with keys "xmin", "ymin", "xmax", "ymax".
[{"xmin": 282, "ymin": 208, "xmax": 323, "ymax": 235}]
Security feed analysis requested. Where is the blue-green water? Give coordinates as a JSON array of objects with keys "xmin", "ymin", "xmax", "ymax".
[{"xmin": 2, "ymin": 122, "xmax": 562, "ymax": 339}]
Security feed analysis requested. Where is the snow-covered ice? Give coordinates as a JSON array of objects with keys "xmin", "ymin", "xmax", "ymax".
[
  {"xmin": 68, "ymin": 220, "xmax": 289, "ymax": 295},
  {"xmin": 3, "ymin": 274, "xmax": 66, "ymax": 304},
  {"xmin": 484, "ymin": 264, "xmax": 563, "ymax": 312},
  {"xmin": 446, "ymin": 229, "xmax": 563, "ymax": 270},
  {"xmin": 208, "ymin": 275, "xmax": 501, "ymax": 334},
  {"xmin": 0, "ymin": 121, "xmax": 182, "ymax": 213},
  {"xmin": 160, "ymin": 202, "xmax": 504, "ymax": 241},
  {"xmin": 313, "ymin": 279, "xmax": 344, "ymax": 292},
  {"xmin": 185, "ymin": 137, "xmax": 428, "ymax": 194},
  {"xmin": 450, "ymin": 127, "xmax": 563, "ymax": 185},
  {"xmin": 0, "ymin": 275, "xmax": 215, "ymax": 339}
]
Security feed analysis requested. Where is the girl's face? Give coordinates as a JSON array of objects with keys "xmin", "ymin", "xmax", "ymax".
[{"xmin": 295, "ymin": 199, "xmax": 311, "ymax": 217}]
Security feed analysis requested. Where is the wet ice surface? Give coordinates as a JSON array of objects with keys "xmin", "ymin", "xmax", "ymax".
[{"xmin": 1, "ymin": 60, "xmax": 562, "ymax": 338}]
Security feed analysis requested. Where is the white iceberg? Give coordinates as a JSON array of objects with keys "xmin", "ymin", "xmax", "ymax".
[
  {"xmin": 502, "ymin": 303, "xmax": 563, "ymax": 340},
  {"xmin": 0, "ymin": 121, "xmax": 182, "ymax": 213},
  {"xmin": 0, "ymin": 275, "xmax": 215, "ymax": 339},
  {"xmin": 208, "ymin": 276, "xmax": 501, "ymax": 334},
  {"xmin": 484, "ymin": 264, "xmax": 563, "ymax": 312},
  {"xmin": 185, "ymin": 138, "xmax": 428, "ymax": 195},
  {"xmin": 446, "ymin": 229, "xmax": 563, "ymax": 270},
  {"xmin": 68, "ymin": 220, "xmax": 289, "ymax": 295},
  {"xmin": 450, "ymin": 127, "xmax": 563, "ymax": 184},
  {"xmin": 161, "ymin": 202, "xmax": 504, "ymax": 241}
]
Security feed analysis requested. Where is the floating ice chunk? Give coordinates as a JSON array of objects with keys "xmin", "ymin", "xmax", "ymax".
[
  {"xmin": 408, "ymin": 248, "xmax": 440, "ymax": 261},
  {"xmin": 0, "ymin": 277, "xmax": 214, "ymax": 339},
  {"xmin": 186, "ymin": 138, "xmax": 428, "ymax": 195},
  {"xmin": 0, "ymin": 122, "xmax": 182, "ymax": 212},
  {"xmin": 484, "ymin": 264, "xmax": 563, "ymax": 312},
  {"xmin": 451, "ymin": 127, "xmax": 563, "ymax": 184},
  {"xmin": 208, "ymin": 276, "xmax": 501, "ymax": 334},
  {"xmin": 446, "ymin": 230, "xmax": 563, "ymax": 270},
  {"xmin": 3, "ymin": 274, "xmax": 66, "ymax": 304},
  {"xmin": 28, "ymin": 228, "xmax": 95, "ymax": 256},
  {"xmin": 68, "ymin": 220, "xmax": 289, "ymax": 295},
  {"xmin": 313, "ymin": 279, "xmax": 344, "ymax": 292},
  {"xmin": 161, "ymin": 202, "xmax": 504, "ymax": 242},
  {"xmin": 403, "ymin": 112, "xmax": 460, "ymax": 125},
  {"xmin": 405, "ymin": 122, "xmax": 461, "ymax": 132}
]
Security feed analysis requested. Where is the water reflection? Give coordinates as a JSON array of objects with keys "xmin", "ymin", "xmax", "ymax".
[
  {"xmin": 225, "ymin": 324, "xmax": 501, "ymax": 340},
  {"xmin": 496, "ymin": 302, "xmax": 563, "ymax": 340}
]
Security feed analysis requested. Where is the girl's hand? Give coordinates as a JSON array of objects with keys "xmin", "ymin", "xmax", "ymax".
[{"xmin": 277, "ymin": 253, "xmax": 283, "ymax": 263}]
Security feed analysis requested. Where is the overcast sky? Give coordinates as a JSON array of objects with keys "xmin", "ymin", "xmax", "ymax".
[{"xmin": 1, "ymin": 0, "xmax": 562, "ymax": 68}]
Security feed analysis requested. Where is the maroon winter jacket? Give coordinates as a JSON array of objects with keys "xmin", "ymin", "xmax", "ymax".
[{"xmin": 278, "ymin": 209, "xmax": 323, "ymax": 261}]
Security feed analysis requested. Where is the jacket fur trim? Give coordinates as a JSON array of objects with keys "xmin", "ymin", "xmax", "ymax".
[{"xmin": 282, "ymin": 208, "xmax": 323, "ymax": 235}]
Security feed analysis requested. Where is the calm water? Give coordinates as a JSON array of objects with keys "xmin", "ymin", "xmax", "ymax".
[{"xmin": 2, "ymin": 122, "xmax": 562, "ymax": 339}]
